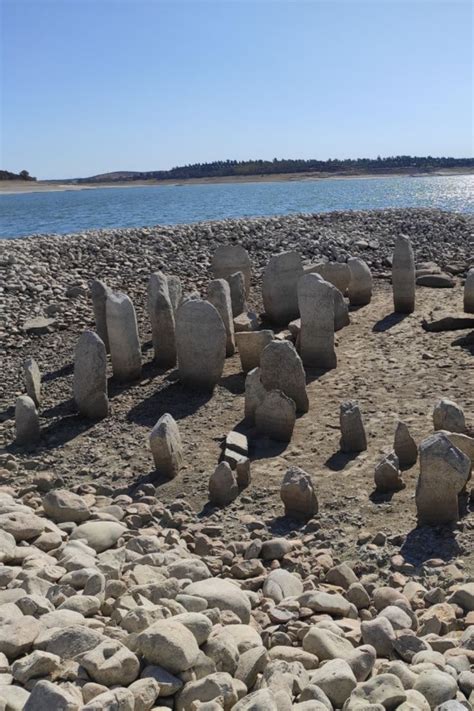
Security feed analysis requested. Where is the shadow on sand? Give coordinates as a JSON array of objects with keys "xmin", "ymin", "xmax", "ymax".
[{"xmin": 372, "ymin": 312, "xmax": 409, "ymax": 333}]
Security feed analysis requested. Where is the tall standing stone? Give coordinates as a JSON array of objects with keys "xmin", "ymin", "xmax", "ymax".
[
  {"xmin": 147, "ymin": 272, "xmax": 176, "ymax": 367},
  {"xmin": 167, "ymin": 275, "xmax": 183, "ymax": 313},
  {"xmin": 416, "ymin": 433, "xmax": 470, "ymax": 525},
  {"xmin": 209, "ymin": 462, "xmax": 239, "ymax": 506},
  {"xmin": 106, "ymin": 292, "xmax": 142, "ymax": 381},
  {"xmin": 15, "ymin": 395, "xmax": 40, "ymax": 446},
  {"xmin": 255, "ymin": 390, "xmax": 296, "ymax": 442},
  {"xmin": 374, "ymin": 452, "xmax": 404, "ymax": 492},
  {"xmin": 305, "ymin": 262, "xmax": 351, "ymax": 295},
  {"xmin": 211, "ymin": 245, "xmax": 252, "ymax": 297},
  {"xmin": 348, "ymin": 258, "xmax": 373, "ymax": 306},
  {"xmin": 23, "ymin": 357, "xmax": 41, "ymax": 407},
  {"xmin": 175, "ymin": 299, "xmax": 226, "ymax": 391},
  {"xmin": 281, "ymin": 467, "xmax": 318, "ymax": 520},
  {"xmin": 433, "ymin": 399, "xmax": 466, "ymax": 434},
  {"xmin": 90, "ymin": 280, "xmax": 112, "ymax": 353},
  {"xmin": 464, "ymin": 268, "xmax": 474, "ymax": 313},
  {"xmin": 394, "ymin": 421, "xmax": 418, "ymax": 467},
  {"xmin": 149, "ymin": 413, "xmax": 183, "ymax": 479},
  {"xmin": 228, "ymin": 271, "xmax": 247, "ymax": 317},
  {"xmin": 298, "ymin": 273, "xmax": 337, "ymax": 369},
  {"xmin": 262, "ymin": 252, "xmax": 304, "ymax": 325},
  {"xmin": 244, "ymin": 367, "xmax": 266, "ymax": 420},
  {"xmin": 73, "ymin": 330, "xmax": 109, "ymax": 419},
  {"xmin": 235, "ymin": 330, "xmax": 273, "ymax": 372},
  {"xmin": 392, "ymin": 234, "xmax": 416, "ymax": 314},
  {"xmin": 340, "ymin": 401, "xmax": 367, "ymax": 452},
  {"xmin": 207, "ymin": 279, "xmax": 235, "ymax": 356},
  {"xmin": 260, "ymin": 340, "xmax": 309, "ymax": 413}
]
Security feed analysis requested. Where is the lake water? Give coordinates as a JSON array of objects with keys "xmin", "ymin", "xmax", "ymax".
[{"xmin": 1, "ymin": 174, "xmax": 473, "ymax": 239}]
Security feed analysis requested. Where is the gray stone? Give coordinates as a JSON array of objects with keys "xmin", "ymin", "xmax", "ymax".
[
  {"xmin": 147, "ymin": 272, "xmax": 176, "ymax": 367},
  {"xmin": 106, "ymin": 292, "xmax": 142, "ymax": 381},
  {"xmin": 207, "ymin": 278, "xmax": 235, "ymax": 356},
  {"xmin": 23, "ymin": 680, "xmax": 82, "ymax": 710},
  {"xmin": 235, "ymin": 330, "xmax": 273, "ymax": 372},
  {"xmin": 305, "ymin": 261, "xmax": 350, "ymax": 294},
  {"xmin": 298, "ymin": 273, "xmax": 336, "ymax": 369},
  {"xmin": 340, "ymin": 401, "xmax": 367, "ymax": 452},
  {"xmin": 175, "ymin": 671, "xmax": 237, "ymax": 711},
  {"xmin": 209, "ymin": 462, "xmax": 239, "ymax": 506},
  {"xmin": 309, "ymin": 658, "xmax": 357, "ymax": 707},
  {"xmin": 90, "ymin": 279, "xmax": 111, "ymax": 352},
  {"xmin": 175, "ymin": 299, "xmax": 226, "ymax": 391},
  {"xmin": 464, "ymin": 267, "xmax": 474, "ymax": 313},
  {"xmin": 394, "ymin": 421, "xmax": 418, "ymax": 467},
  {"xmin": 73, "ymin": 330, "xmax": 108, "ymax": 419},
  {"xmin": 263, "ymin": 569, "xmax": 303, "ymax": 602},
  {"xmin": 228, "ymin": 271, "xmax": 247, "ymax": 317},
  {"xmin": 280, "ymin": 466, "xmax": 318, "ymax": 520},
  {"xmin": 184, "ymin": 578, "xmax": 251, "ymax": 623},
  {"xmin": 70, "ymin": 520, "xmax": 126, "ymax": 552},
  {"xmin": 211, "ymin": 245, "xmax": 252, "ymax": 296},
  {"xmin": 255, "ymin": 390, "xmax": 296, "ymax": 442},
  {"xmin": 82, "ymin": 688, "xmax": 135, "ymax": 710},
  {"xmin": 80, "ymin": 639, "xmax": 140, "ymax": 686},
  {"xmin": 433, "ymin": 398, "xmax": 466, "ymax": 434},
  {"xmin": 348, "ymin": 257, "xmax": 373, "ymax": 305},
  {"xmin": 244, "ymin": 367, "xmax": 266, "ymax": 420},
  {"xmin": 413, "ymin": 670, "xmax": 457, "ymax": 708},
  {"xmin": 12, "ymin": 650, "xmax": 61, "ymax": 685},
  {"xmin": 137, "ymin": 619, "xmax": 200, "ymax": 673},
  {"xmin": 42, "ymin": 489, "xmax": 90, "ymax": 523},
  {"xmin": 361, "ymin": 616, "xmax": 396, "ymax": 657},
  {"xmin": 374, "ymin": 452, "xmax": 404, "ymax": 492},
  {"xmin": 347, "ymin": 674, "xmax": 407, "ymax": 709},
  {"xmin": 149, "ymin": 413, "xmax": 183, "ymax": 479},
  {"xmin": 392, "ymin": 234, "xmax": 416, "ymax": 313},
  {"xmin": 260, "ymin": 340, "xmax": 309, "ymax": 413},
  {"xmin": 332, "ymin": 284, "xmax": 350, "ymax": 330},
  {"xmin": 15, "ymin": 395, "xmax": 40, "ymax": 445},
  {"xmin": 167, "ymin": 275, "xmax": 183, "ymax": 312},
  {"xmin": 23, "ymin": 357, "xmax": 41, "ymax": 406},
  {"xmin": 233, "ymin": 689, "xmax": 278, "ymax": 710},
  {"xmin": 0, "ymin": 616, "xmax": 40, "ymax": 659},
  {"xmin": 262, "ymin": 251, "xmax": 304, "ymax": 325},
  {"xmin": 417, "ymin": 274, "xmax": 455, "ymax": 287}
]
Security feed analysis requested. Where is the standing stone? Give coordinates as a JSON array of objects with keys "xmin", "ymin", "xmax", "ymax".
[
  {"xmin": 298, "ymin": 273, "xmax": 337, "ymax": 369},
  {"xmin": 90, "ymin": 280, "xmax": 112, "ymax": 353},
  {"xmin": 332, "ymin": 285, "xmax": 350, "ymax": 331},
  {"xmin": 374, "ymin": 452, "xmax": 404, "ymax": 492},
  {"xmin": 244, "ymin": 367, "xmax": 266, "ymax": 420},
  {"xmin": 433, "ymin": 399, "xmax": 466, "ymax": 434},
  {"xmin": 73, "ymin": 330, "xmax": 109, "ymax": 419},
  {"xmin": 348, "ymin": 258, "xmax": 373, "ymax": 306},
  {"xmin": 394, "ymin": 421, "xmax": 418, "ymax": 467},
  {"xmin": 235, "ymin": 330, "xmax": 273, "ymax": 372},
  {"xmin": 255, "ymin": 390, "xmax": 296, "ymax": 442},
  {"xmin": 211, "ymin": 245, "xmax": 252, "ymax": 297},
  {"xmin": 147, "ymin": 272, "xmax": 176, "ymax": 367},
  {"xmin": 416, "ymin": 433, "xmax": 470, "ymax": 525},
  {"xmin": 175, "ymin": 299, "xmax": 226, "ymax": 391},
  {"xmin": 23, "ymin": 357, "xmax": 41, "ymax": 407},
  {"xmin": 340, "ymin": 401, "xmax": 367, "ymax": 452},
  {"xmin": 209, "ymin": 462, "xmax": 239, "ymax": 506},
  {"xmin": 15, "ymin": 395, "xmax": 40, "ymax": 446},
  {"xmin": 262, "ymin": 252, "xmax": 304, "ymax": 325},
  {"xmin": 260, "ymin": 341, "xmax": 309, "ymax": 413},
  {"xmin": 464, "ymin": 268, "xmax": 474, "ymax": 313},
  {"xmin": 281, "ymin": 466, "xmax": 318, "ymax": 520},
  {"xmin": 207, "ymin": 279, "xmax": 235, "ymax": 356},
  {"xmin": 106, "ymin": 292, "xmax": 142, "ymax": 381},
  {"xmin": 228, "ymin": 271, "xmax": 247, "ymax": 317},
  {"xmin": 392, "ymin": 234, "xmax": 416, "ymax": 314},
  {"xmin": 167, "ymin": 275, "xmax": 183, "ymax": 313},
  {"xmin": 305, "ymin": 262, "xmax": 351, "ymax": 295},
  {"xmin": 149, "ymin": 413, "xmax": 183, "ymax": 479}
]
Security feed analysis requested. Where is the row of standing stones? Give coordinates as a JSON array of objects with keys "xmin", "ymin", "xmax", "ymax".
[{"xmin": 3, "ymin": 240, "xmax": 474, "ymax": 711}]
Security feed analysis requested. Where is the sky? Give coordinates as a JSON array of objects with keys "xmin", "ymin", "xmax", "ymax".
[{"xmin": 1, "ymin": 0, "xmax": 472, "ymax": 179}]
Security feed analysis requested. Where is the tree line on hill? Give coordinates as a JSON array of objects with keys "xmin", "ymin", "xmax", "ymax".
[{"xmin": 0, "ymin": 169, "xmax": 36, "ymax": 181}]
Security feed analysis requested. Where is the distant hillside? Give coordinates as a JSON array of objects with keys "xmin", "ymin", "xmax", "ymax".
[
  {"xmin": 0, "ymin": 169, "xmax": 36, "ymax": 181},
  {"xmin": 77, "ymin": 156, "xmax": 474, "ymax": 183}
]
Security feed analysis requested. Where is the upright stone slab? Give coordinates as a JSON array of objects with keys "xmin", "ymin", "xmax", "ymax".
[
  {"xmin": 147, "ymin": 272, "xmax": 176, "ymax": 367},
  {"xmin": 106, "ymin": 292, "xmax": 142, "ymax": 382},
  {"xmin": 90, "ymin": 280, "xmax": 112, "ymax": 353},
  {"xmin": 175, "ymin": 299, "xmax": 226, "ymax": 391},
  {"xmin": 15, "ymin": 395, "xmax": 40, "ymax": 446},
  {"xmin": 433, "ymin": 398, "xmax": 466, "ymax": 434},
  {"xmin": 374, "ymin": 452, "xmax": 404, "ymax": 492},
  {"xmin": 211, "ymin": 245, "xmax": 252, "ymax": 297},
  {"xmin": 281, "ymin": 466, "xmax": 318, "ymax": 520},
  {"xmin": 392, "ymin": 234, "xmax": 416, "ymax": 314},
  {"xmin": 340, "ymin": 401, "xmax": 367, "ymax": 452},
  {"xmin": 260, "ymin": 340, "xmax": 309, "ymax": 413},
  {"xmin": 23, "ymin": 357, "xmax": 41, "ymax": 407},
  {"xmin": 262, "ymin": 252, "xmax": 304, "ymax": 325},
  {"xmin": 73, "ymin": 330, "xmax": 109, "ymax": 419},
  {"xmin": 207, "ymin": 278, "xmax": 235, "ymax": 356},
  {"xmin": 149, "ymin": 413, "xmax": 183, "ymax": 479},
  {"xmin": 228, "ymin": 271, "xmax": 247, "ymax": 317},
  {"xmin": 167, "ymin": 275, "xmax": 183, "ymax": 313},
  {"xmin": 235, "ymin": 330, "xmax": 273, "ymax": 372},
  {"xmin": 209, "ymin": 462, "xmax": 239, "ymax": 506},
  {"xmin": 298, "ymin": 273, "xmax": 337, "ymax": 369},
  {"xmin": 348, "ymin": 258, "xmax": 373, "ymax": 306},
  {"xmin": 305, "ymin": 262, "xmax": 351, "ymax": 295},
  {"xmin": 394, "ymin": 421, "xmax": 418, "ymax": 467},
  {"xmin": 255, "ymin": 390, "xmax": 296, "ymax": 442},
  {"xmin": 244, "ymin": 367, "xmax": 266, "ymax": 420},
  {"xmin": 332, "ymin": 285, "xmax": 350, "ymax": 331},
  {"xmin": 416, "ymin": 433, "xmax": 470, "ymax": 525},
  {"xmin": 464, "ymin": 268, "xmax": 474, "ymax": 313}
]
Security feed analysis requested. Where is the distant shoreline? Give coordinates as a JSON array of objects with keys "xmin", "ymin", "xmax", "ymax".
[{"xmin": 1, "ymin": 167, "xmax": 473, "ymax": 195}]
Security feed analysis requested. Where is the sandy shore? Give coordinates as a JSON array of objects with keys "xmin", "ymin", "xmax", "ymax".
[{"xmin": 1, "ymin": 167, "xmax": 472, "ymax": 194}]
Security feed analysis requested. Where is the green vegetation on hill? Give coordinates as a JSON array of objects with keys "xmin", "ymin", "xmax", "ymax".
[{"xmin": 0, "ymin": 169, "xmax": 36, "ymax": 181}]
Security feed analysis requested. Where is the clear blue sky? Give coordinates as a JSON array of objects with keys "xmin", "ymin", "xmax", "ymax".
[{"xmin": 1, "ymin": 0, "xmax": 472, "ymax": 179}]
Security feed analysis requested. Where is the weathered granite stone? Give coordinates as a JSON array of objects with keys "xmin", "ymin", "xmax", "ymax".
[
  {"xmin": 228, "ymin": 271, "xmax": 247, "ymax": 317},
  {"xmin": 298, "ymin": 273, "xmax": 337, "ymax": 369},
  {"xmin": 340, "ymin": 401, "xmax": 367, "ymax": 452},
  {"xmin": 90, "ymin": 279, "xmax": 112, "ymax": 352},
  {"xmin": 211, "ymin": 245, "xmax": 252, "ymax": 296},
  {"xmin": 374, "ymin": 452, "xmax": 404, "ymax": 492},
  {"xmin": 15, "ymin": 395, "xmax": 40, "ymax": 446},
  {"xmin": 244, "ymin": 367, "xmax": 266, "ymax": 420},
  {"xmin": 262, "ymin": 252, "xmax": 304, "ymax": 325},
  {"xmin": 235, "ymin": 330, "xmax": 273, "ymax": 372},
  {"xmin": 260, "ymin": 340, "xmax": 309, "ymax": 413},
  {"xmin": 394, "ymin": 421, "xmax": 418, "ymax": 467},
  {"xmin": 255, "ymin": 390, "xmax": 296, "ymax": 442},
  {"xmin": 73, "ymin": 330, "xmax": 108, "ymax": 419},
  {"xmin": 167, "ymin": 275, "xmax": 183, "ymax": 313},
  {"xmin": 464, "ymin": 267, "xmax": 474, "ymax": 313},
  {"xmin": 417, "ymin": 274, "xmax": 455, "ymax": 288},
  {"xmin": 23, "ymin": 357, "xmax": 41, "ymax": 407},
  {"xmin": 416, "ymin": 432, "xmax": 470, "ymax": 525},
  {"xmin": 305, "ymin": 261, "xmax": 350, "ymax": 294},
  {"xmin": 348, "ymin": 257, "xmax": 373, "ymax": 306},
  {"xmin": 147, "ymin": 272, "xmax": 176, "ymax": 367},
  {"xmin": 209, "ymin": 462, "xmax": 239, "ymax": 506},
  {"xmin": 207, "ymin": 278, "xmax": 235, "ymax": 356},
  {"xmin": 433, "ymin": 398, "xmax": 466, "ymax": 434},
  {"xmin": 149, "ymin": 413, "xmax": 183, "ymax": 479},
  {"xmin": 233, "ymin": 311, "xmax": 260, "ymax": 332},
  {"xmin": 106, "ymin": 292, "xmax": 142, "ymax": 381},
  {"xmin": 331, "ymin": 284, "xmax": 350, "ymax": 330},
  {"xmin": 392, "ymin": 234, "xmax": 416, "ymax": 314},
  {"xmin": 175, "ymin": 299, "xmax": 226, "ymax": 391},
  {"xmin": 281, "ymin": 466, "xmax": 318, "ymax": 520}
]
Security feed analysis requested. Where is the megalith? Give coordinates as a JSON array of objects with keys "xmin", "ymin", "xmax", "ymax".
[
  {"xmin": 464, "ymin": 268, "xmax": 474, "ymax": 313},
  {"xmin": 90, "ymin": 279, "xmax": 112, "ymax": 352},
  {"xmin": 416, "ymin": 433, "xmax": 470, "ymax": 525},
  {"xmin": 332, "ymin": 285, "xmax": 350, "ymax": 331},
  {"xmin": 149, "ymin": 413, "xmax": 183, "ymax": 479},
  {"xmin": 228, "ymin": 271, "xmax": 247, "ymax": 317},
  {"xmin": 23, "ymin": 357, "xmax": 41, "ymax": 407},
  {"xmin": 262, "ymin": 252, "xmax": 304, "ymax": 325},
  {"xmin": 167, "ymin": 275, "xmax": 183, "ymax": 313},
  {"xmin": 394, "ymin": 421, "xmax": 418, "ymax": 467},
  {"xmin": 374, "ymin": 452, "xmax": 404, "ymax": 493},
  {"xmin": 73, "ymin": 330, "xmax": 109, "ymax": 419},
  {"xmin": 305, "ymin": 261, "xmax": 351, "ymax": 295},
  {"xmin": 433, "ymin": 398, "xmax": 466, "ymax": 434},
  {"xmin": 297, "ymin": 273, "xmax": 337, "ymax": 369},
  {"xmin": 207, "ymin": 278, "xmax": 235, "ymax": 356},
  {"xmin": 147, "ymin": 272, "xmax": 176, "ymax": 367},
  {"xmin": 209, "ymin": 462, "xmax": 239, "ymax": 506},
  {"xmin": 260, "ymin": 340, "xmax": 309, "ymax": 413},
  {"xmin": 348, "ymin": 258, "xmax": 373, "ymax": 306},
  {"xmin": 244, "ymin": 367, "xmax": 266, "ymax": 420},
  {"xmin": 255, "ymin": 390, "xmax": 296, "ymax": 442},
  {"xmin": 235, "ymin": 330, "xmax": 273, "ymax": 372},
  {"xmin": 281, "ymin": 466, "xmax": 318, "ymax": 520},
  {"xmin": 175, "ymin": 299, "xmax": 226, "ymax": 391},
  {"xmin": 211, "ymin": 245, "xmax": 252, "ymax": 297},
  {"xmin": 15, "ymin": 395, "xmax": 40, "ymax": 446},
  {"xmin": 392, "ymin": 234, "xmax": 416, "ymax": 314},
  {"xmin": 106, "ymin": 292, "xmax": 142, "ymax": 381},
  {"xmin": 340, "ymin": 401, "xmax": 367, "ymax": 452}
]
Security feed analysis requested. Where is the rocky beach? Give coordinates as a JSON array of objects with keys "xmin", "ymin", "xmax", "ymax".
[{"xmin": 0, "ymin": 207, "xmax": 473, "ymax": 710}]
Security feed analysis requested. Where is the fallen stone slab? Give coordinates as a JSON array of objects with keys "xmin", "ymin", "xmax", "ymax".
[
  {"xmin": 23, "ymin": 316, "xmax": 57, "ymax": 335},
  {"xmin": 417, "ymin": 274, "xmax": 455, "ymax": 288},
  {"xmin": 422, "ymin": 315, "xmax": 474, "ymax": 332}
]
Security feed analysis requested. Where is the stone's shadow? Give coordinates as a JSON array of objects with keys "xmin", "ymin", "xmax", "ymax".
[
  {"xmin": 305, "ymin": 366, "xmax": 332, "ymax": 385},
  {"xmin": 219, "ymin": 372, "xmax": 246, "ymax": 395},
  {"xmin": 452, "ymin": 330, "xmax": 474, "ymax": 355},
  {"xmin": 324, "ymin": 450, "xmax": 359, "ymax": 471},
  {"xmin": 42, "ymin": 362, "xmax": 74, "ymax": 383},
  {"xmin": 267, "ymin": 515, "xmax": 306, "ymax": 536},
  {"xmin": 108, "ymin": 362, "xmax": 177, "ymax": 400},
  {"xmin": 369, "ymin": 488, "xmax": 396, "ymax": 504},
  {"xmin": 248, "ymin": 436, "xmax": 290, "ymax": 460},
  {"xmin": 197, "ymin": 501, "xmax": 224, "ymax": 519},
  {"xmin": 0, "ymin": 405, "xmax": 15, "ymax": 423},
  {"xmin": 126, "ymin": 468, "xmax": 173, "ymax": 497},
  {"xmin": 127, "ymin": 379, "xmax": 212, "ymax": 428},
  {"xmin": 41, "ymin": 397, "xmax": 75, "ymax": 420},
  {"xmin": 372, "ymin": 312, "xmax": 408, "ymax": 333},
  {"xmin": 37, "ymin": 412, "xmax": 96, "ymax": 448},
  {"xmin": 400, "ymin": 525, "xmax": 463, "ymax": 566}
]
